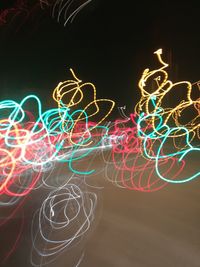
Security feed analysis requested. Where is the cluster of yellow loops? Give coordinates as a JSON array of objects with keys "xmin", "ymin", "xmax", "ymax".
[
  {"xmin": 135, "ymin": 49, "xmax": 200, "ymax": 144},
  {"xmin": 53, "ymin": 69, "xmax": 115, "ymax": 146}
]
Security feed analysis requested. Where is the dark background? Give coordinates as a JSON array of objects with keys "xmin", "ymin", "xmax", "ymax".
[{"xmin": 0, "ymin": 0, "xmax": 199, "ymax": 116}]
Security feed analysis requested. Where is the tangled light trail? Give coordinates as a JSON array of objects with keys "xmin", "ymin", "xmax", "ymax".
[
  {"xmin": 0, "ymin": 0, "xmax": 93, "ymax": 30},
  {"xmin": 0, "ymin": 91, "xmax": 112, "ymax": 197},
  {"xmin": 31, "ymin": 176, "xmax": 97, "ymax": 266},
  {"xmin": 0, "ymin": 50, "xmax": 199, "ymax": 266},
  {"xmin": 135, "ymin": 49, "xmax": 200, "ymax": 143},
  {"xmin": 103, "ymin": 113, "xmax": 185, "ymax": 192},
  {"xmin": 53, "ymin": 68, "xmax": 115, "ymax": 147},
  {"xmin": 137, "ymin": 96, "xmax": 200, "ymax": 183}
]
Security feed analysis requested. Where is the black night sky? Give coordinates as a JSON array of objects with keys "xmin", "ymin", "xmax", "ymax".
[{"xmin": 0, "ymin": 0, "xmax": 199, "ymax": 117}]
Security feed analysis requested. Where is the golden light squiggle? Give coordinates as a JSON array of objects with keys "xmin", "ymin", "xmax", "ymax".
[
  {"xmin": 53, "ymin": 69, "xmax": 115, "ymax": 146},
  {"xmin": 135, "ymin": 49, "xmax": 200, "ymax": 142}
]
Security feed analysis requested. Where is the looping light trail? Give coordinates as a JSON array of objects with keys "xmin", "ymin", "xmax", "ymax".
[
  {"xmin": 31, "ymin": 176, "xmax": 97, "ymax": 266},
  {"xmin": 135, "ymin": 49, "xmax": 200, "ymax": 142},
  {"xmin": 0, "ymin": 50, "xmax": 199, "ymax": 266}
]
